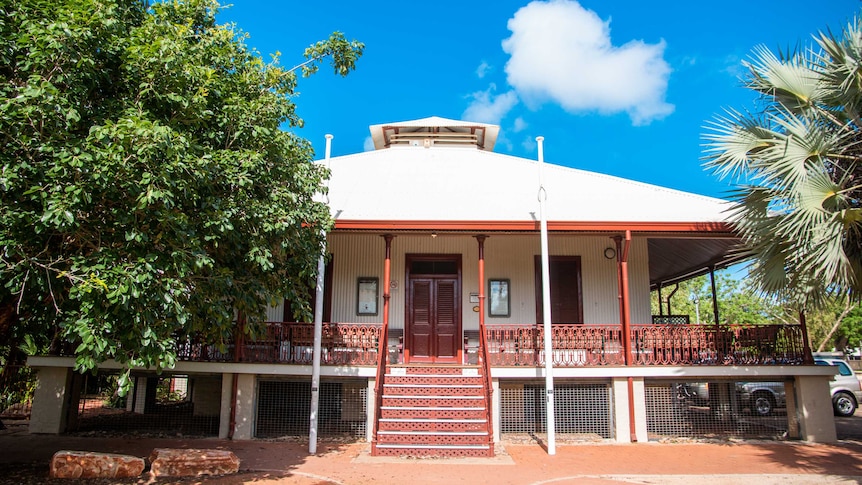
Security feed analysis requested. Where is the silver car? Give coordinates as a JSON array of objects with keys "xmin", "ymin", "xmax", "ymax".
[
  {"xmin": 813, "ymin": 352, "xmax": 862, "ymax": 417},
  {"xmin": 736, "ymin": 381, "xmax": 786, "ymax": 416},
  {"xmin": 684, "ymin": 354, "xmax": 862, "ymax": 417}
]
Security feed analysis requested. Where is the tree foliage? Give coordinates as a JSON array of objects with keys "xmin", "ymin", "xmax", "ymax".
[
  {"xmin": 0, "ymin": 0, "xmax": 363, "ymax": 387},
  {"xmin": 651, "ymin": 270, "xmax": 782, "ymax": 326},
  {"xmin": 704, "ymin": 15, "xmax": 862, "ymax": 309}
]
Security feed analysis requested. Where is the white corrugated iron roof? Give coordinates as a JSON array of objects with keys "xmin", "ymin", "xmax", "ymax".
[{"xmin": 320, "ymin": 143, "xmax": 731, "ymax": 224}]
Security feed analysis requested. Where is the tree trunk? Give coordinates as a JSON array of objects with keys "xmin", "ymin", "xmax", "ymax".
[{"xmin": 817, "ymin": 298, "xmax": 857, "ymax": 352}]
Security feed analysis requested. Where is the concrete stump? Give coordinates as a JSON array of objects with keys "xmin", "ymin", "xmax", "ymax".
[
  {"xmin": 50, "ymin": 450, "xmax": 145, "ymax": 479},
  {"xmin": 148, "ymin": 448, "xmax": 240, "ymax": 477}
]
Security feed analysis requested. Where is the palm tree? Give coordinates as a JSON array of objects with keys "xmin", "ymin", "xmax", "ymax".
[{"xmin": 704, "ymin": 15, "xmax": 862, "ymax": 309}]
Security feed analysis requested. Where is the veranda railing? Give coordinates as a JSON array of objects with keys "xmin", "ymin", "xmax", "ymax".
[{"xmin": 171, "ymin": 322, "xmax": 806, "ymax": 367}]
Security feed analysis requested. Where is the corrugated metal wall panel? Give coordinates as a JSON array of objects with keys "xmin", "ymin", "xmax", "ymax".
[
  {"xmin": 628, "ymin": 238, "xmax": 652, "ymax": 325},
  {"xmin": 326, "ymin": 232, "xmax": 653, "ymax": 329},
  {"xmin": 328, "ymin": 234, "xmax": 387, "ymax": 325},
  {"xmin": 265, "ymin": 302, "xmax": 283, "ymax": 322}
]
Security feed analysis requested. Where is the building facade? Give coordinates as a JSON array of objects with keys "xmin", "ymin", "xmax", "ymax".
[{"xmin": 28, "ymin": 117, "xmax": 839, "ymax": 456}]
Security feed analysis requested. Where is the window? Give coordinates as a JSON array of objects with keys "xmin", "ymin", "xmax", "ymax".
[
  {"xmin": 488, "ymin": 279, "xmax": 510, "ymax": 317},
  {"xmin": 356, "ymin": 277, "xmax": 379, "ymax": 315}
]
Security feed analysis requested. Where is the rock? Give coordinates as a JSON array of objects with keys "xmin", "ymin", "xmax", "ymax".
[
  {"xmin": 0, "ymin": 402, "xmax": 31, "ymax": 419},
  {"xmin": 148, "ymin": 448, "xmax": 240, "ymax": 477},
  {"xmin": 49, "ymin": 450, "xmax": 145, "ymax": 479}
]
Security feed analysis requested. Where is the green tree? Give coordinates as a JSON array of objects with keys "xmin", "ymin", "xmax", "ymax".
[
  {"xmin": 803, "ymin": 296, "xmax": 860, "ymax": 352},
  {"xmin": 704, "ymin": 15, "xmax": 862, "ymax": 309},
  {"xmin": 651, "ymin": 270, "xmax": 780, "ymax": 325},
  {"xmin": 836, "ymin": 304, "xmax": 862, "ymax": 352},
  {"xmin": 0, "ymin": 0, "xmax": 363, "ymax": 391}
]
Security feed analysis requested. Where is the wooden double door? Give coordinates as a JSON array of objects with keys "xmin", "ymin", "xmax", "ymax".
[{"xmin": 405, "ymin": 254, "xmax": 461, "ymax": 363}]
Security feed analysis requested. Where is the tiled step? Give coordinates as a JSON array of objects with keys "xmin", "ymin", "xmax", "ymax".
[
  {"xmin": 377, "ymin": 430, "xmax": 489, "ymax": 445},
  {"xmin": 377, "ymin": 418, "xmax": 488, "ymax": 432},
  {"xmin": 372, "ymin": 443, "xmax": 492, "ymax": 458},
  {"xmin": 379, "ymin": 406, "xmax": 486, "ymax": 420},
  {"xmin": 388, "ymin": 366, "xmax": 471, "ymax": 375},
  {"xmin": 381, "ymin": 395, "xmax": 485, "ymax": 407},
  {"xmin": 373, "ymin": 364, "xmax": 494, "ymax": 458},
  {"xmin": 384, "ymin": 374, "xmax": 481, "ymax": 386},
  {"xmin": 382, "ymin": 384, "xmax": 483, "ymax": 396}
]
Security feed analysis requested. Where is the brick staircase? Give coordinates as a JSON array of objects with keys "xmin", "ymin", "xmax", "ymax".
[{"xmin": 371, "ymin": 365, "xmax": 494, "ymax": 457}]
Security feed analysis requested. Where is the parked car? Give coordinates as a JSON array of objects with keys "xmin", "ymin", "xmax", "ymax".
[
  {"xmin": 681, "ymin": 381, "xmax": 786, "ymax": 415},
  {"xmin": 680, "ymin": 353, "xmax": 862, "ymax": 417},
  {"xmin": 680, "ymin": 382, "xmax": 710, "ymax": 406},
  {"xmin": 813, "ymin": 352, "xmax": 862, "ymax": 417},
  {"xmin": 736, "ymin": 381, "xmax": 786, "ymax": 416}
]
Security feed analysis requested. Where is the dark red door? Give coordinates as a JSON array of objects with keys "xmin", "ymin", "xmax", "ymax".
[
  {"xmin": 406, "ymin": 256, "xmax": 460, "ymax": 363},
  {"xmin": 535, "ymin": 256, "xmax": 583, "ymax": 324}
]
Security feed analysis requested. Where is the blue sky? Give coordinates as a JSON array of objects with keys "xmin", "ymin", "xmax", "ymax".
[{"xmin": 219, "ymin": 1, "xmax": 859, "ymax": 198}]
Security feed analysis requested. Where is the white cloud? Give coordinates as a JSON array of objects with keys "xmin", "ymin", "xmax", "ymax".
[
  {"xmin": 521, "ymin": 135, "xmax": 537, "ymax": 153},
  {"xmin": 462, "ymin": 85, "xmax": 519, "ymax": 125},
  {"xmin": 363, "ymin": 136, "xmax": 375, "ymax": 151},
  {"xmin": 476, "ymin": 61, "xmax": 492, "ymax": 79},
  {"xmin": 512, "ymin": 117, "xmax": 528, "ymax": 132},
  {"xmin": 502, "ymin": 0, "xmax": 674, "ymax": 125}
]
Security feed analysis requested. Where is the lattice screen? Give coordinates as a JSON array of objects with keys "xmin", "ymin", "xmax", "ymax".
[
  {"xmin": 644, "ymin": 380, "xmax": 790, "ymax": 441},
  {"xmin": 255, "ymin": 379, "xmax": 367, "ymax": 439},
  {"xmin": 499, "ymin": 381, "xmax": 612, "ymax": 439}
]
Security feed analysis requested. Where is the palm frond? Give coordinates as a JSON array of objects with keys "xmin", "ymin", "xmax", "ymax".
[{"xmin": 745, "ymin": 44, "xmax": 822, "ymax": 112}]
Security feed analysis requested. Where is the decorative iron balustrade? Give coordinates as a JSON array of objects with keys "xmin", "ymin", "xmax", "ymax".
[
  {"xmin": 484, "ymin": 323, "xmax": 804, "ymax": 367},
  {"xmin": 171, "ymin": 322, "xmax": 805, "ymax": 367},
  {"xmin": 175, "ymin": 323, "xmax": 381, "ymax": 366},
  {"xmin": 485, "ymin": 324, "xmax": 625, "ymax": 366},
  {"xmin": 631, "ymin": 324, "xmax": 805, "ymax": 365}
]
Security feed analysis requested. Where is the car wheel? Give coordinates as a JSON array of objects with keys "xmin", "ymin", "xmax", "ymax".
[
  {"xmin": 833, "ymin": 392, "xmax": 857, "ymax": 417},
  {"xmin": 752, "ymin": 391, "xmax": 775, "ymax": 416}
]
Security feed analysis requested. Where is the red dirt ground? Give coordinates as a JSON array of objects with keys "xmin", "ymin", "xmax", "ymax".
[{"xmin": 2, "ymin": 425, "xmax": 862, "ymax": 485}]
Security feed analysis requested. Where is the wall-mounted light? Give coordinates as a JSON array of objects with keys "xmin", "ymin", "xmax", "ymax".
[
  {"xmin": 603, "ymin": 247, "xmax": 616, "ymax": 260},
  {"xmin": 431, "ymin": 232, "xmax": 437, "ymax": 239}
]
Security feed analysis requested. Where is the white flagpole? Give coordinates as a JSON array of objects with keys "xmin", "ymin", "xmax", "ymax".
[
  {"xmin": 309, "ymin": 134, "xmax": 333, "ymax": 454},
  {"xmin": 536, "ymin": 136, "xmax": 556, "ymax": 455}
]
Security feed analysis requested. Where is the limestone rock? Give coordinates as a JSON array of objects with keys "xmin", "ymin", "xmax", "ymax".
[
  {"xmin": 148, "ymin": 448, "xmax": 240, "ymax": 477},
  {"xmin": 49, "ymin": 450, "xmax": 145, "ymax": 479}
]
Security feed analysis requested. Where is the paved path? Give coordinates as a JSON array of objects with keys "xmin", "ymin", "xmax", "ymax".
[{"xmin": 1, "ymin": 423, "xmax": 862, "ymax": 485}]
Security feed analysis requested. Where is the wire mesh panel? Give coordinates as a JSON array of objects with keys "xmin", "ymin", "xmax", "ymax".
[
  {"xmin": 255, "ymin": 379, "xmax": 367, "ymax": 439},
  {"xmin": 0, "ymin": 364, "xmax": 34, "ymax": 421},
  {"xmin": 500, "ymin": 381, "xmax": 612, "ymax": 439},
  {"xmin": 75, "ymin": 372, "xmax": 220, "ymax": 437},
  {"xmin": 645, "ymin": 380, "xmax": 790, "ymax": 441}
]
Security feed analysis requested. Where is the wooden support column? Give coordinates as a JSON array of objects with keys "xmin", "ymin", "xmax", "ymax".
[
  {"xmin": 799, "ymin": 310, "xmax": 814, "ymax": 365},
  {"xmin": 708, "ymin": 266, "xmax": 725, "ymax": 361},
  {"xmin": 613, "ymin": 231, "xmax": 636, "ymax": 442},
  {"xmin": 613, "ymin": 233, "xmax": 633, "ymax": 365},
  {"xmin": 476, "ymin": 235, "xmax": 487, "ymax": 330},
  {"xmin": 709, "ymin": 266, "xmax": 720, "ymax": 325},
  {"xmin": 371, "ymin": 234, "xmax": 394, "ymax": 453},
  {"xmin": 382, "ymin": 235, "xmax": 394, "ymax": 348}
]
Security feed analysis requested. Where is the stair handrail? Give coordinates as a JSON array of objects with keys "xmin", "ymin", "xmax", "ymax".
[
  {"xmin": 478, "ymin": 319, "xmax": 494, "ymax": 449},
  {"xmin": 370, "ymin": 317, "xmax": 387, "ymax": 448}
]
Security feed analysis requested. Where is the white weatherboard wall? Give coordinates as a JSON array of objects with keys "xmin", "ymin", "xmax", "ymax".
[{"xmin": 321, "ymin": 233, "xmax": 651, "ymax": 329}]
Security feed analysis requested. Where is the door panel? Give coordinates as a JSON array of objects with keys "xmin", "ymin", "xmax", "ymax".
[
  {"xmin": 406, "ymin": 258, "xmax": 461, "ymax": 364},
  {"xmin": 433, "ymin": 279, "xmax": 457, "ymax": 359},
  {"xmin": 410, "ymin": 279, "xmax": 433, "ymax": 358},
  {"xmin": 535, "ymin": 256, "xmax": 583, "ymax": 324}
]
